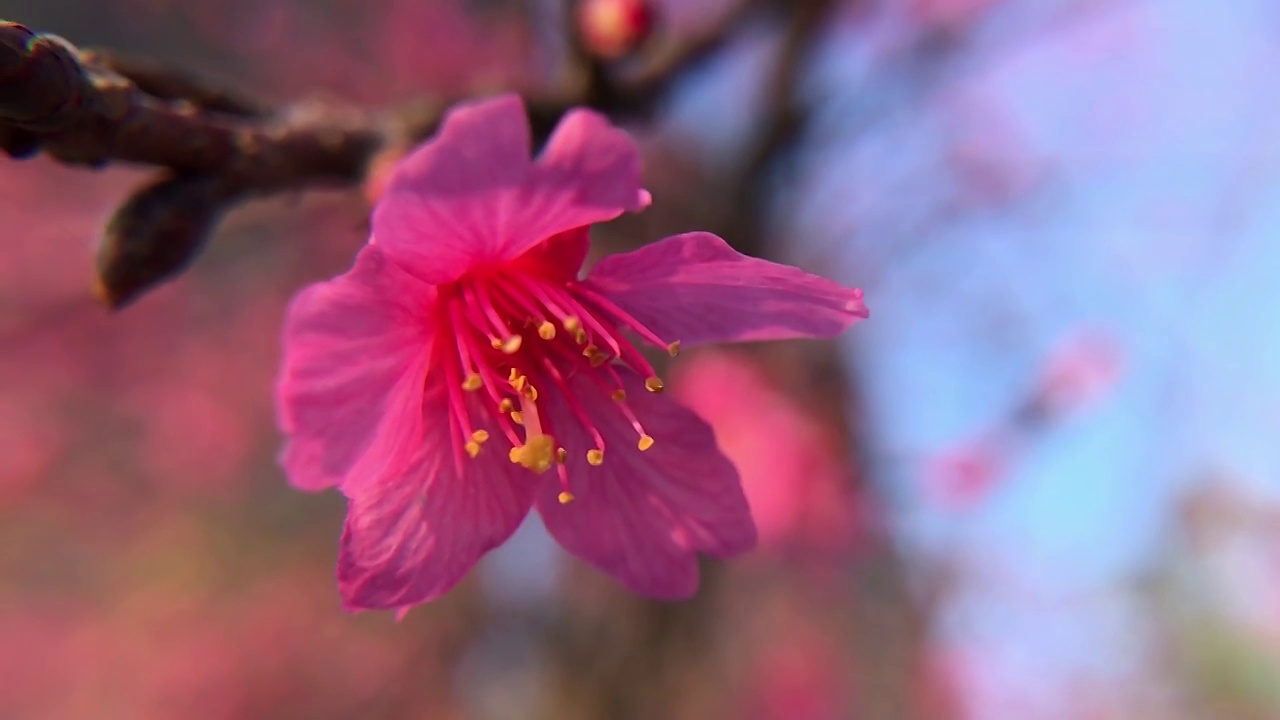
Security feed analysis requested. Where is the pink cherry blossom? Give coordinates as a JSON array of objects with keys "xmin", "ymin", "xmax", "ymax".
[
  {"xmin": 276, "ymin": 94, "xmax": 869, "ymax": 611},
  {"xmin": 924, "ymin": 436, "xmax": 1010, "ymax": 510},
  {"xmin": 1031, "ymin": 330, "xmax": 1124, "ymax": 418},
  {"xmin": 671, "ymin": 349, "xmax": 861, "ymax": 553}
]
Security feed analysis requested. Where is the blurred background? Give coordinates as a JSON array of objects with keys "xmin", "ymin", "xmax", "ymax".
[{"xmin": 2, "ymin": 0, "xmax": 1279, "ymax": 717}]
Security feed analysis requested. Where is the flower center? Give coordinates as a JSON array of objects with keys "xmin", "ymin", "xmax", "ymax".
[{"xmin": 433, "ymin": 267, "xmax": 679, "ymax": 503}]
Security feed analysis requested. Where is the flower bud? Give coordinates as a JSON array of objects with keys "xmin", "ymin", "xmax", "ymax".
[
  {"xmin": 96, "ymin": 173, "xmax": 240, "ymax": 308},
  {"xmin": 575, "ymin": 0, "xmax": 656, "ymax": 61}
]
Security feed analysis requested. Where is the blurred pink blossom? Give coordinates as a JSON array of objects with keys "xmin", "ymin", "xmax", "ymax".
[
  {"xmin": 0, "ymin": 570, "xmax": 420, "ymax": 720},
  {"xmin": 1031, "ymin": 330, "xmax": 1124, "ymax": 417},
  {"xmin": 924, "ymin": 435, "xmax": 1011, "ymax": 510},
  {"xmin": 672, "ymin": 349, "xmax": 863, "ymax": 552}
]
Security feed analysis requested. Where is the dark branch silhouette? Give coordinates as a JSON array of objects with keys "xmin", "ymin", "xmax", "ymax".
[{"xmin": 0, "ymin": 3, "xmax": 763, "ymax": 307}]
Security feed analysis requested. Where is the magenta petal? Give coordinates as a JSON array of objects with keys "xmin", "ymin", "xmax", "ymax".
[
  {"xmin": 276, "ymin": 244, "xmax": 433, "ymax": 493},
  {"xmin": 533, "ymin": 107, "xmax": 649, "ymax": 219},
  {"xmin": 536, "ymin": 370, "xmax": 756, "ymax": 599},
  {"xmin": 583, "ymin": 232, "xmax": 869, "ymax": 347},
  {"xmin": 372, "ymin": 96, "xmax": 647, "ymax": 284},
  {"xmin": 372, "ymin": 94, "xmax": 531, "ymax": 284},
  {"xmin": 338, "ymin": 388, "xmax": 535, "ymax": 611}
]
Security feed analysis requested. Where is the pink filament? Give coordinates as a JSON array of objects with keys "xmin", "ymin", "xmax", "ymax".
[{"xmin": 434, "ymin": 267, "xmax": 671, "ymax": 467}]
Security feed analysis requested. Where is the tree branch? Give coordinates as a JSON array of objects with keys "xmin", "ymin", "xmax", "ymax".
[{"xmin": 0, "ymin": 3, "xmax": 757, "ymax": 307}]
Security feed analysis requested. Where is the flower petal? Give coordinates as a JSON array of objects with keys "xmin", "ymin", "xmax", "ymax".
[
  {"xmin": 276, "ymin": 244, "xmax": 433, "ymax": 493},
  {"xmin": 372, "ymin": 95, "xmax": 647, "ymax": 284},
  {"xmin": 338, "ymin": 387, "xmax": 536, "ymax": 611},
  {"xmin": 533, "ymin": 106, "xmax": 650, "ymax": 222},
  {"xmin": 535, "ymin": 369, "xmax": 756, "ymax": 599},
  {"xmin": 583, "ymin": 231, "xmax": 869, "ymax": 347}
]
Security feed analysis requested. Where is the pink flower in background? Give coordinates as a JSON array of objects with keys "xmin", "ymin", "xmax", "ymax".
[
  {"xmin": 1031, "ymin": 330, "xmax": 1124, "ymax": 417},
  {"xmin": 925, "ymin": 436, "xmax": 1010, "ymax": 510},
  {"xmin": 277, "ymin": 94, "xmax": 868, "ymax": 611},
  {"xmin": 923, "ymin": 330, "xmax": 1122, "ymax": 509},
  {"xmin": 672, "ymin": 350, "xmax": 861, "ymax": 552}
]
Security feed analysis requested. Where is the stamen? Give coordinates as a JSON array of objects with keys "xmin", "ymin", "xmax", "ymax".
[
  {"xmin": 462, "ymin": 374, "xmax": 483, "ymax": 392},
  {"xmin": 667, "ymin": 341, "xmax": 681, "ymax": 357},
  {"xmin": 611, "ymin": 389, "xmax": 626, "ymax": 402},
  {"xmin": 465, "ymin": 441, "xmax": 482, "ymax": 458},
  {"xmin": 637, "ymin": 434, "xmax": 655, "ymax": 451},
  {"xmin": 463, "ymin": 281, "xmax": 517, "ymax": 342},
  {"xmin": 587, "ymin": 448, "xmax": 605, "ymax": 466},
  {"xmin": 547, "ymin": 287, "xmax": 623, "ymax": 357},
  {"xmin": 471, "ymin": 430, "xmax": 490, "ymax": 444},
  {"xmin": 498, "ymin": 398, "xmax": 515, "ymax": 413},
  {"xmin": 437, "ymin": 333, "xmax": 478, "ymax": 473},
  {"xmin": 645, "ymin": 377, "xmax": 665, "ymax": 393},
  {"xmin": 511, "ymin": 411, "xmax": 524, "ymax": 425},
  {"xmin": 500, "ymin": 335, "xmax": 523, "ymax": 354},
  {"xmin": 510, "ymin": 373, "xmax": 529, "ymax": 394},
  {"xmin": 573, "ymin": 283, "xmax": 674, "ymax": 351},
  {"xmin": 537, "ymin": 356, "xmax": 607, "ymax": 453},
  {"xmin": 538, "ymin": 321, "xmax": 556, "ymax": 340},
  {"xmin": 508, "ymin": 435, "xmax": 556, "ymax": 473},
  {"xmin": 450, "ymin": 299, "xmax": 505, "ymax": 408},
  {"xmin": 555, "ymin": 462, "xmax": 573, "ymax": 502},
  {"xmin": 556, "ymin": 447, "xmax": 568, "ymax": 463},
  {"xmin": 583, "ymin": 345, "xmax": 609, "ymax": 367}
]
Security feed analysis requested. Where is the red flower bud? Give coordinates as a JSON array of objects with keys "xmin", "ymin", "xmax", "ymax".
[{"xmin": 575, "ymin": 0, "xmax": 656, "ymax": 61}]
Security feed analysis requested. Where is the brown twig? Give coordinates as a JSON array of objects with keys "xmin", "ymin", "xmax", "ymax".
[
  {"xmin": 78, "ymin": 48, "xmax": 270, "ymax": 118},
  {"xmin": 1, "ymin": 5, "xmax": 756, "ymax": 308},
  {"xmin": 0, "ymin": 23, "xmax": 381, "ymax": 186}
]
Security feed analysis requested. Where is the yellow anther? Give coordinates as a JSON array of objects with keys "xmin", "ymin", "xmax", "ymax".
[
  {"xmin": 509, "ymin": 435, "xmax": 556, "ymax": 474},
  {"xmin": 557, "ymin": 447, "xmax": 568, "ymax": 463},
  {"xmin": 645, "ymin": 377, "xmax": 665, "ymax": 393},
  {"xmin": 490, "ymin": 337, "xmax": 503, "ymax": 349},
  {"xmin": 471, "ymin": 429, "xmax": 490, "ymax": 444},
  {"xmin": 500, "ymin": 335, "xmax": 523, "ymax": 354},
  {"xmin": 465, "ymin": 441, "xmax": 482, "ymax": 458},
  {"xmin": 667, "ymin": 341, "xmax": 681, "ymax": 358},
  {"xmin": 563, "ymin": 316, "xmax": 582, "ymax": 333},
  {"xmin": 558, "ymin": 491, "xmax": 576, "ymax": 505},
  {"xmin": 511, "ymin": 374, "xmax": 528, "ymax": 393},
  {"xmin": 587, "ymin": 448, "xmax": 605, "ymax": 466},
  {"xmin": 637, "ymin": 434, "xmax": 655, "ymax": 451},
  {"xmin": 574, "ymin": 328, "xmax": 587, "ymax": 344},
  {"xmin": 523, "ymin": 384, "xmax": 538, "ymax": 402},
  {"xmin": 511, "ymin": 411, "xmax": 524, "ymax": 425},
  {"xmin": 508, "ymin": 367, "xmax": 521, "ymax": 383},
  {"xmin": 611, "ymin": 389, "xmax": 626, "ymax": 403},
  {"xmin": 583, "ymin": 346, "xmax": 608, "ymax": 367},
  {"xmin": 462, "ymin": 373, "xmax": 483, "ymax": 392},
  {"xmin": 538, "ymin": 321, "xmax": 556, "ymax": 340},
  {"xmin": 498, "ymin": 398, "xmax": 515, "ymax": 413}
]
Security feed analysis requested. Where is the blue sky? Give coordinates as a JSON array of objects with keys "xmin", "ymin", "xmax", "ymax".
[{"xmin": 791, "ymin": 0, "xmax": 1280, "ymax": 711}]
